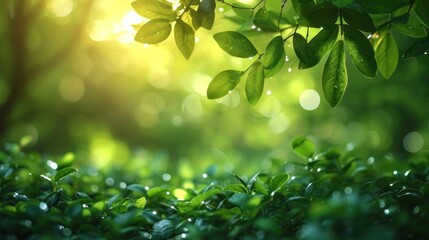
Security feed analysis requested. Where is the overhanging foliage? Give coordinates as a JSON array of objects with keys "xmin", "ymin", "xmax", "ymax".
[{"xmin": 132, "ymin": 0, "xmax": 429, "ymax": 107}]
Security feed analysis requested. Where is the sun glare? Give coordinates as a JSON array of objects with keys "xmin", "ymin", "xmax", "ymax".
[{"xmin": 116, "ymin": 11, "xmax": 145, "ymax": 44}]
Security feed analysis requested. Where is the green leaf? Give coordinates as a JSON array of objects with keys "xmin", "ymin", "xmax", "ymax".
[
  {"xmin": 198, "ymin": 8, "xmax": 215, "ymax": 30},
  {"xmin": 192, "ymin": 0, "xmax": 215, "ymax": 30},
  {"xmin": 135, "ymin": 19, "xmax": 172, "ymax": 44},
  {"xmin": 269, "ymin": 173, "xmax": 289, "ymax": 191},
  {"xmin": 190, "ymin": 189, "xmax": 223, "ymax": 208},
  {"xmin": 234, "ymin": 174, "xmax": 249, "ymax": 190},
  {"xmin": 414, "ymin": 0, "xmax": 429, "ymax": 28},
  {"xmin": 213, "ymin": 31, "xmax": 258, "ymax": 58},
  {"xmin": 134, "ymin": 196, "xmax": 147, "ymax": 209},
  {"xmin": 254, "ymin": 179, "xmax": 269, "ymax": 196},
  {"xmin": 153, "ymin": 219, "xmax": 174, "ymax": 239},
  {"xmin": 301, "ymin": 5, "xmax": 339, "ymax": 28},
  {"xmin": 261, "ymin": 36, "xmax": 284, "ymax": 69},
  {"xmin": 375, "ymin": 30, "xmax": 398, "ymax": 79},
  {"xmin": 54, "ymin": 167, "xmax": 77, "ymax": 183},
  {"xmin": 403, "ymin": 37, "xmax": 429, "ymax": 59},
  {"xmin": 253, "ymin": 7, "xmax": 279, "ymax": 32},
  {"xmin": 207, "ymin": 70, "xmax": 244, "ymax": 99},
  {"xmin": 356, "ymin": 0, "xmax": 410, "ymax": 14},
  {"xmin": 245, "ymin": 62, "xmax": 265, "ymax": 106},
  {"xmin": 247, "ymin": 171, "xmax": 263, "ymax": 191},
  {"xmin": 174, "ymin": 19, "xmax": 195, "ymax": 59},
  {"xmin": 43, "ymin": 191, "xmax": 61, "ymax": 207},
  {"xmin": 199, "ymin": 0, "xmax": 216, "ymax": 12},
  {"xmin": 264, "ymin": 50, "xmax": 285, "ymax": 78},
  {"xmin": 343, "ymin": 25, "xmax": 377, "ymax": 78},
  {"xmin": 294, "ymin": 33, "xmax": 315, "ymax": 66},
  {"xmin": 147, "ymin": 187, "xmax": 169, "ymax": 197},
  {"xmin": 224, "ymin": 183, "xmax": 248, "ymax": 193},
  {"xmin": 232, "ymin": 3, "xmax": 252, "ymax": 19},
  {"xmin": 291, "ymin": 136, "xmax": 315, "ymax": 159},
  {"xmin": 299, "ymin": 25, "xmax": 339, "ymax": 69},
  {"xmin": 228, "ymin": 193, "xmax": 251, "ymax": 206},
  {"xmin": 322, "ymin": 40, "xmax": 347, "ymax": 107},
  {"xmin": 392, "ymin": 14, "xmax": 427, "ymax": 38},
  {"xmin": 342, "ymin": 8, "xmax": 376, "ymax": 32},
  {"xmin": 212, "ymin": 207, "xmax": 242, "ymax": 220},
  {"xmin": 331, "ymin": 0, "xmax": 355, "ymax": 8},
  {"xmin": 190, "ymin": 9, "xmax": 201, "ymax": 29},
  {"xmin": 291, "ymin": 0, "xmax": 315, "ymax": 16},
  {"xmin": 131, "ymin": 0, "xmax": 176, "ymax": 20}
]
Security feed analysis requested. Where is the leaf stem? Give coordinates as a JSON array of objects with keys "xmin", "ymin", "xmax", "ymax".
[
  {"xmin": 178, "ymin": 0, "xmax": 195, "ymax": 19},
  {"xmin": 339, "ymin": 8, "xmax": 344, "ymax": 36}
]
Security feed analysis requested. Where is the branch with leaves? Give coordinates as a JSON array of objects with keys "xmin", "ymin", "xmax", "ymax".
[{"xmin": 132, "ymin": 0, "xmax": 429, "ymax": 107}]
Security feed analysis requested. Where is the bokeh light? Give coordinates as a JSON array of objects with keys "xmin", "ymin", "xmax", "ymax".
[
  {"xmin": 299, "ymin": 89, "xmax": 320, "ymax": 111},
  {"xmin": 403, "ymin": 131, "xmax": 424, "ymax": 153}
]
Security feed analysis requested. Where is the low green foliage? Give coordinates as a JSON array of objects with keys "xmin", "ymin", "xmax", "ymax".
[
  {"xmin": 1, "ymin": 138, "xmax": 428, "ymax": 239},
  {"xmin": 132, "ymin": 0, "xmax": 429, "ymax": 106}
]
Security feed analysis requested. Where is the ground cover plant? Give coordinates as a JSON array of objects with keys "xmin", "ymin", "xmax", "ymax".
[{"xmin": 1, "ymin": 137, "xmax": 428, "ymax": 239}]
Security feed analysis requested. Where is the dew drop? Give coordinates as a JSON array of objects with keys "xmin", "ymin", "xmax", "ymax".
[
  {"xmin": 152, "ymin": 210, "xmax": 157, "ymax": 215},
  {"xmin": 344, "ymin": 187, "xmax": 352, "ymax": 195},
  {"xmin": 413, "ymin": 206, "xmax": 420, "ymax": 214},
  {"xmin": 39, "ymin": 202, "xmax": 48, "ymax": 211},
  {"xmin": 62, "ymin": 227, "xmax": 72, "ymax": 237},
  {"xmin": 332, "ymin": 191, "xmax": 340, "ymax": 198},
  {"xmin": 202, "ymin": 173, "xmax": 208, "ymax": 179},
  {"xmin": 367, "ymin": 157, "xmax": 374, "ymax": 165},
  {"xmin": 105, "ymin": 177, "xmax": 114, "ymax": 186},
  {"xmin": 379, "ymin": 200, "xmax": 386, "ymax": 208},
  {"xmin": 384, "ymin": 209, "xmax": 390, "ymax": 215},
  {"xmin": 162, "ymin": 173, "xmax": 171, "ymax": 182},
  {"xmin": 119, "ymin": 182, "xmax": 127, "ymax": 189},
  {"xmin": 46, "ymin": 160, "xmax": 58, "ymax": 170},
  {"xmin": 21, "ymin": 219, "xmax": 31, "ymax": 228},
  {"xmin": 288, "ymin": 67, "xmax": 292, "ymax": 72}
]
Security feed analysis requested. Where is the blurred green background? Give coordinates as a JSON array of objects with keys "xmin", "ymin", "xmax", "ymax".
[{"xmin": 1, "ymin": 0, "xmax": 428, "ymax": 177}]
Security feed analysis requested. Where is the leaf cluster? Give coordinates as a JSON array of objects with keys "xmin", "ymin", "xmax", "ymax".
[
  {"xmin": 1, "ymin": 138, "xmax": 429, "ymax": 239},
  {"xmin": 133, "ymin": 0, "xmax": 429, "ymax": 107}
]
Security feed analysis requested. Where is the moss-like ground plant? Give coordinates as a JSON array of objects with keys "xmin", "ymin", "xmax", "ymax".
[{"xmin": 1, "ymin": 137, "xmax": 428, "ymax": 239}]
